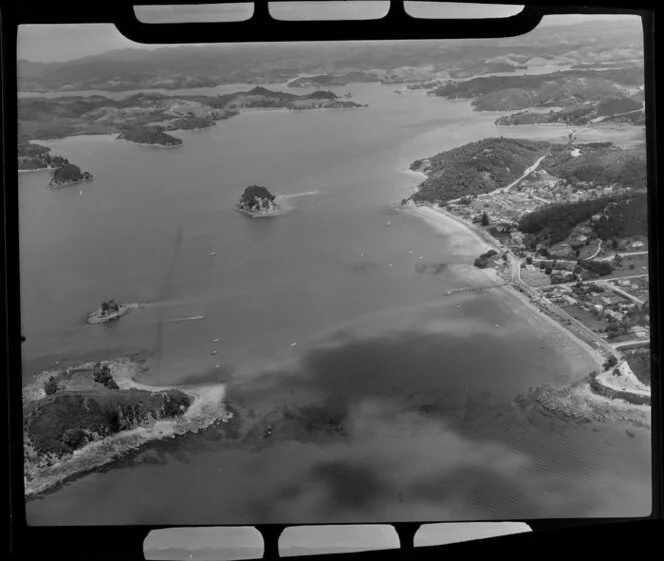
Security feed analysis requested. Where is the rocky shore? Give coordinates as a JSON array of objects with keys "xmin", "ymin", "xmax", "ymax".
[{"xmin": 23, "ymin": 356, "xmax": 231, "ymax": 498}]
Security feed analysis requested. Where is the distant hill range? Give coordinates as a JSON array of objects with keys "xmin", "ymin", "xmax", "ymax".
[
  {"xmin": 430, "ymin": 67, "xmax": 644, "ymax": 111},
  {"xmin": 495, "ymin": 96, "xmax": 644, "ymax": 127},
  {"xmin": 18, "ymin": 87, "xmax": 366, "ymax": 143},
  {"xmin": 18, "ymin": 19, "xmax": 643, "ymax": 93}
]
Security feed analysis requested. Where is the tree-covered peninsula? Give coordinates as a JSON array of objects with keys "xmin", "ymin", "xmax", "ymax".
[{"xmin": 117, "ymin": 125, "xmax": 182, "ymax": 147}]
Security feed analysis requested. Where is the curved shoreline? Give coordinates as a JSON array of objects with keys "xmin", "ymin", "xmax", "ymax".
[
  {"xmin": 19, "ymin": 167, "xmax": 52, "ymax": 174},
  {"xmin": 23, "ymin": 356, "xmax": 231, "ymax": 498},
  {"xmin": 402, "ymin": 180, "xmax": 650, "ymax": 425},
  {"xmin": 115, "ymin": 135, "xmax": 183, "ymax": 148}
]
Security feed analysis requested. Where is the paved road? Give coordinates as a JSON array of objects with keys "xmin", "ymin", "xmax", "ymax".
[
  {"xmin": 536, "ymin": 273, "xmax": 648, "ymax": 290},
  {"xmin": 595, "ymin": 250, "xmax": 648, "ymax": 262},
  {"xmin": 499, "ymin": 154, "xmax": 548, "ymax": 194},
  {"xmin": 613, "ymin": 339, "xmax": 650, "ymax": 349},
  {"xmin": 599, "ymin": 279, "xmax": 645, "ymax": 305},
  {"xmin": 587, "ymin": 239, "xmax": 602, "ymax": 260}
]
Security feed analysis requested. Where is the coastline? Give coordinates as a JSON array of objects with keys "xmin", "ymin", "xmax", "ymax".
[
  {"xmin": 23, "ymin": 356, "xmax": 231, "ymax": 498},
  {"xmin": 402, "ymin": 164, "xmax": 650, "ymax": 425},
  {"xmin": 115, "ymin": 136, "xmax": 182, "ymax": 148},
  {"xmin": 48, "ymin": 176, "xmax": 94, "ymax": 189},
  {"xmin": 19, "ymin": 167, "xmax": 52, "ymax": 174}
]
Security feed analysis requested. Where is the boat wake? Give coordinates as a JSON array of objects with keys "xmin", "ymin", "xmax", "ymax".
[
  {"xmin": 162, "ymin": 315, "xmax": 205, "ymax": 323},
  {"xmin": 278, "ymin": 190, "xmax": 320, "ymax": 199}
]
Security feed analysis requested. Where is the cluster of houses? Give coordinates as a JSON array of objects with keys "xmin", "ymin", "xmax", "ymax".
[
  {"xmin": 519, "ymin": 175, "xmax": 631, "ymax": 204},
  {"xmin": 447, "ymin": 177, "xmax": 625, "ymax": 261},
  {"xmin": 543, "ymin": 282, "xmax": 631, "ymax": 318},
  {"xmin": 541, "ymin": 280, "xmax": 650, "ymax": 339}
]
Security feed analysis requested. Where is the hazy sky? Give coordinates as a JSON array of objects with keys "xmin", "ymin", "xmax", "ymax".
[{"xmin": 18, "ymin": 2, "xmax": 639, "ymax": 63}]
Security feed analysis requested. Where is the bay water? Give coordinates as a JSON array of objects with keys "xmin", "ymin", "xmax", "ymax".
[{"xmin": 20, "ymin": 83, "xmax": 650, "ymax": 524}]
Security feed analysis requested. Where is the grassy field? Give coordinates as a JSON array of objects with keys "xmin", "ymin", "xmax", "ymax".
[
  {"xmin": 561, "ymin": 304, "xmax": 607, "ymax": 332},
  {"xmin": 626, "ymin": 349, "xmax": 651, "ymax": 385},
  {"xmin": 521, "ymin": 267, "xmax": 551, "ymax": 287},
  {"xmin": 605, "ymin": 254, "xmax": 649, "ymax": 279}
]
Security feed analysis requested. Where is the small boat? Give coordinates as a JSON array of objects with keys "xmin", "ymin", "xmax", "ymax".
[
  {"xmin": 494, "ymin": 324, "xmax": 500, "ymax": 328},
  {"xmin": 290, "ymin": 342, "xmax": 297, "ymax": 347},
  {"xmin": 419, "ymin": 256, "xmax": 424, "ymax": 260},
  {"xmin": 213, "ymin": 338, "xmax": 220, "ymax": 343},
  {"xmin": 211, "ymin": 350, "xmax": 218, "ymax": 356},
  {"xmin": 408, "ymin": 250, "xmax": 414, "ymax": 255},
  {"xmin": 209, "ymin": 251, "xmax": 217, "ymax": 256},
  {"xmin": 215, "ymin": 364, "xmax": 221, "ymax": 369},
  {"xmin": 385, "ymin": 221, "xmax": 392, "ymax": 226}
]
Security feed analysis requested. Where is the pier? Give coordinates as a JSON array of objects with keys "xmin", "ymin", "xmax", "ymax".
[{"xmin": 445, "ymin": 282, "xmax": 509, "ymax": 296}]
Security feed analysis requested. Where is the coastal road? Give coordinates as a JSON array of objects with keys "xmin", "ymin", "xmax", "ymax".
[{"xmin": 541, "ymin": 273, "xmax": 648, "ymax": 289}]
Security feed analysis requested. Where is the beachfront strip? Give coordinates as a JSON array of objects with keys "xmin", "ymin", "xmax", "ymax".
[{"xmin": 428, "ymin": 187, "xmax": 651, "ymax": 405}]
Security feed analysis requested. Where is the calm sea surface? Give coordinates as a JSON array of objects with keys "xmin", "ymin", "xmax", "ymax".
[{"xmin": 21, "ymin": 83, "xmax": 650, "ymax": 524}]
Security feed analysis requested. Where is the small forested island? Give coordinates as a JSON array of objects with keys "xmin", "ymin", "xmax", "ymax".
[
  {"xmin": 237, "ymin": 185, "xmax": 279, "ymax": 216},
  {"xmin": 23, "ymin": 358, "xmax": 193, "ymax": 497},
  {"xmin": 87, "ymin": 299, "xmax": 134, "ymax": 324},
  {"xmin": 47, "ymin": 163, "xmax": 94, "ymax": 188},
  {"xmin": 117, "ymin": 125, "xmax": 183, "ymax": 147}
]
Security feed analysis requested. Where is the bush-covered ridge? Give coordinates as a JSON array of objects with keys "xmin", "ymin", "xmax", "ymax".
[
  {"xmin": 409, "ymin": 139, "xmax": 646, "ymax": 206},
  {"xmin": 24, "ymin": 388, "xmax": 192, "ymax": 459},
  {"xmin": 518, "ymin": 193, "xmax": 646, "ymax": 248},
  {"xmin": 409, "ymin": 138, "xmax": 550, "ymax": 204},
  {"xmin": 117, "ymin": 125, "xmax": 182, "ymax": 146}
]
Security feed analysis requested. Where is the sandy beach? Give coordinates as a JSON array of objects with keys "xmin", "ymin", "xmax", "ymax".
[
  {"xmin": 18, "ymin": 167, "xmax": 51, "ymax": 174},
  {"xmin": 402, "ymin": 204, "xmax": 494, "ymax": 258},
  {"xmin": 402, "ymin": 202, "xmax": 606, "ymax": 375},
  {"xmin": 402, "ymin": 181, "xmax": 650, "ymax": 430}
]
